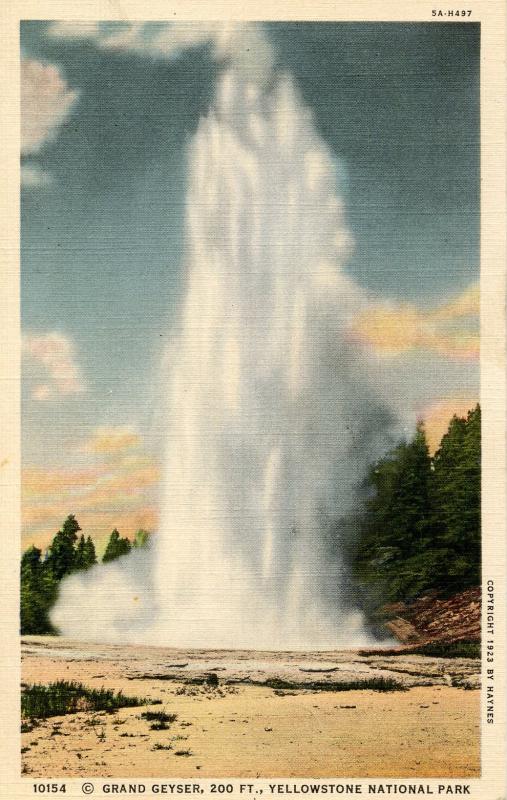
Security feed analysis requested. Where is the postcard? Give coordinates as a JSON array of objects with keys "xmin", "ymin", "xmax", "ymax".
[{"xmin": 0, "ymin": 2, "xmax": 505, "ymax": 798}]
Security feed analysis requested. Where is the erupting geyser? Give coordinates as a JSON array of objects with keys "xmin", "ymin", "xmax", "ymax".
[{"xmin": 53, "ymin": 66, "xmax": 399, "ymax": 649}]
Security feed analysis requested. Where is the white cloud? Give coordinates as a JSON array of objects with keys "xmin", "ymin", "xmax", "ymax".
[
  {"xmin": 32, "ymin": 384, "xmax": 52, "ymax": 401},
  {"xmin": 48, "ymin": 21, "xmax": 274, "ymax": 83},
  {"xmin": 21, "ymin": 58, "xmax": 78, "ymax": 155},
  {"xmin": 46, "ymin": 21, "xmax": 101, "ymax": 39},
  {"xmin": 21, "ymin": 58, "xmax": 79, "ymax": 190},
  {"xmin": 106, "ymin": 22, "xmax": 216, "ymax": 57},
  {"xmin": 23, "ymin": 332, "xmax": 87, "ymax": 399},
  {"xmin": 21, "ymin": 163, "xmax": 53, "ymax": 188}
]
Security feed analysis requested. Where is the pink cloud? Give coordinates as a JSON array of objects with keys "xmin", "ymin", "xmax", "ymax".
[
  {"xmin": 21, "ymin": 58, "xmax": 78, "ymax": 156},
  {"xmin": 350, "ymin": 283, "xmax": 479, "ymax": 361},
  {"xmin": 23, "ymin": 332, "xmax": 87, "ymax": 398},
  {"xmin": 80, "ymin": 426, "xmax": 142, "ymax": 457}
]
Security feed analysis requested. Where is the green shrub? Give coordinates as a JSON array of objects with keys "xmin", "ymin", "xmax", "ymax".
[
  {"xmin": 265, "ymin": 676, "xmax": 406, "ymax": 692},
  {"xmin": 402, "ymin": 640, "xmax": 480, "ymax": 659},
  {"xmin": 22, "ymin": 681, "xmax": 152, "ymax": 719},
  {"xmin": 140, "ymin": 711, "xmax": 177, "ymax": 723}
]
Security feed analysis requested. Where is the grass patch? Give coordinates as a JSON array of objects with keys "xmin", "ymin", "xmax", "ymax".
[
  {"xmin": 401, "ymin": 641, "xmax": 480, "ymax": 659},
  {"xmin": 21, "ymin": 681, "xmax": 152, "ymax": 719},
  {"xmin": 265, "ymin": 676, "xmax": 405, "ymax": 692},
  {"xmin": 140, "ymin": 711, "xmax": 177, "ymax": 724},
  {"xmin": 21, "ymin": 720, "xmax": 38, "ymax": 733},
  {"xmin": 141, "ymin": 710, "xmax": 178, "ymax": 731},
  {"xmin": 152, "ymin": 743, "xmax": 173, "ymax": 751},
  {"xmin": 264, "ymin": 679, "xmax": 300, "ymax": 691},
  {"xmin": 359, "ymin": 640, "xmax": 480, "ymax": 659}
]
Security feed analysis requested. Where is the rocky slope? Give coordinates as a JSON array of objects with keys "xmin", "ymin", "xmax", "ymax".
[{"xmin": 380, "ymin": 586, "xmax": 481, "ymax": 647}]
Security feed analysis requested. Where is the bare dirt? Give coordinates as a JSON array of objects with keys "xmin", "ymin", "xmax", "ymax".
[
  {"xmin": 21, "ymin": 637, "xmax": 481, "ymax": 779},
  {"xmin": 381, "ymin": 587, "xmax": 481, "ymax": 646}
]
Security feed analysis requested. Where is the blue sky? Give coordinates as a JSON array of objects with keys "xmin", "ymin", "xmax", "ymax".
[{"xmin": 20, "ymin": 21, "xmax": 480, "ymax": 549}]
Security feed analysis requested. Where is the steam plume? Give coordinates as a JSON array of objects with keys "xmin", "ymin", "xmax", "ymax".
[{"xmin": 52, "ymin": 29, "xmax": 401, "ymax": 648}]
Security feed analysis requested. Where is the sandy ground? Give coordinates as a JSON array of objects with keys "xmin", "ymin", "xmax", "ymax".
[{"xmin": 21, "ymin": 638, "xmax": 480, "ymax": 779}]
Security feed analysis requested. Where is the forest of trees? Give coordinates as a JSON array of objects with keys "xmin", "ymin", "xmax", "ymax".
[
  {"xmin": 352, "ymin": 404, "xmax": 480, "ymax": 605},
  {"xmin": 21, "ymin": 405, "xmax": 480, "ymax": 636},
  {"xmin": 20, "ymin": 518, "xmax": 150, "ymax": 634}
]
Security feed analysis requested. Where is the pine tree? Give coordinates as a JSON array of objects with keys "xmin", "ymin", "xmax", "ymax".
[
  {"xmin": 462, "ymin": 404, "xmax": 481, "ymax": 554},
  {"xmin": 354, "ymin": 404, "xmax": 481, "ymax": 604},
  {"xmin": 66, "ymin": 531, "xmax": 97, "ymax": 571},
  {"xmin": 84, "ymin": 535, "xmax": 97, "ymax": 567},
  {"xmin": 132, "ymin": 529, "xmax": 150, "ymax": 548},
  {"xmin": 102, "ymin": 529, "xmax": 131, "ymax": 563},
  {"xmin": 45, "ymin": 515, "xmax": 81, "ymax": 581},
  {"xmin": 363, "ymin": 424, "xmax": 433, "ymax": 550},
  {"xmin": 355, "ymin": 424, "xmax": 439, "ymax": 600},
  {"xmin": 432, "ymin": 414, "xmax": 467, "ymax": 543},
  {"xmin": 20, "ymin": 545, "xmax": 58, "ymax": 634},
  {"xmin": 432, "ymin": 404, "xmax": 481, "ymax": 588}
]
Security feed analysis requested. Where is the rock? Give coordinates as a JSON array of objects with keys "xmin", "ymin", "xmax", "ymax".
[
  {"xmin": 380, "ymin": 587, "xmax": 481, "ymax": 648},
  {"xmin": 384, "ymin": 617, "xmax": 421, "ymax": 644},
  {"xmin": 299, "ymin": 666, "xmax": 340, "ymax": 673}
]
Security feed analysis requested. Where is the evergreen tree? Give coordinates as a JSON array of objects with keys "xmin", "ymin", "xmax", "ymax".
[
  {"xmin": 355, "ymin": 424, "xmax": 441, "ymax": 600},
  {"xmin": 354, "ymin": 405, "xmax": 481, "ymax": 604},
  {"xmin": 432, "ymin": 404, "xmax": 481, "ymax": 588},
  {"xmin": 20, "ymin": 546, "xmax": 58, "ymax": 634},
  {"xmin": 84, "ymin": 535, "xmax": 97, "ymax": 567},
  {"xmin": 73, "ymin": 534, "xmax": 97, "ymax": 570},
  {"xmin": 102, "ymin": 529, "xmax": 132, "ymax": 563},
  {"xmin": 45, "ymin": 514, "xmax": 81, "ymax": 581},
  {"xmin": 132, "ymin": 529, "xmax": 150, "ymax": 548},
  {"xmin": 432, "ymin": 414, "xmax": 467, "ymax": 543},
  {"xmin": 463, "ymin": 404, "xmax": 481, "ymax": 551},
  {"xmin": 361, "ymin": 424, "xmax": 433, "ymax": 549}
]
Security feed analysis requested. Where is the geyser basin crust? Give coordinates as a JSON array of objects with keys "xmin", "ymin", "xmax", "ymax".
[{"xmin": 22, "ymin": 637, "xmax": 481, "ymax": 778}]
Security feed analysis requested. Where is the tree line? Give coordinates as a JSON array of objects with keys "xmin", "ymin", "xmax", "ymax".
[
  {"xmin": 21, "ymin": 518, "xmax": 150, "ymax": 635},
  {"xmin": 351, "ymin": 404, "xmax": 480, "ymax": 606}
]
